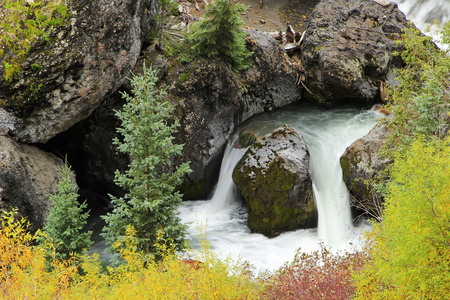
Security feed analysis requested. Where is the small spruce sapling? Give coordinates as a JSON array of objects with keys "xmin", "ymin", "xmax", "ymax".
[
  {"xmin": 40, "ymin": 162, "xmax": 92, "ymax": 263},
  {"xmin": 185, "ymin": 0, "xmax": 253, "ymax": 72},
  {"xmin": 102, "ymin": 64, "xmax": 191, "ymax": 258}
]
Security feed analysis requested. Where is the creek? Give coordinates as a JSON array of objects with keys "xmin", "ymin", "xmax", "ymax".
[
  {"xmin": 87, "ymin": 0, "xmax": 449, "ymax": 272},
  {"xmin": 178, "ymin": 103, "xmax": 381, "ymax": 273}
]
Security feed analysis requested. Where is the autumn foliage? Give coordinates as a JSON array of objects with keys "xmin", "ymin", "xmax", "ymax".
[
  {"xmin": 260, "ymin": 245, "xmax": 367, "ymax": 300},
  {"xmin": 0, "ymin": 212, "xmax": 260, "ymax": 299}
]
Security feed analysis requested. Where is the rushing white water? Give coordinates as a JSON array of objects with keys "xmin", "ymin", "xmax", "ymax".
[
  {"xmin": 179, "ymin": 104, "xmax": 381, "ymax": 273},
  {"xmin": 394, "ymin": 0, "xmax": 450, "ymax": 48},
  {"xmin": 395, "ymin": 0, "xmax": 450, "ymax": 29}
]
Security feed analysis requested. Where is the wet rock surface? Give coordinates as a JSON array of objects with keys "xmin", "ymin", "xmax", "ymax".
[
  {"xmin": 340, "ymin": 123, "xmax": 392, "ymax": 217},
  {"xmin": 233, "ymin": 125, "xmax": 317, "ymax": 237}
]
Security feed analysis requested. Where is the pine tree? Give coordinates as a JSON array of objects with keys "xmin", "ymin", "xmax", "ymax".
[
  {"xmin": 185, "ymin": 0, "xmax": 253, "ymax": 72},
  {"xmin": 40, "ymin": 162, "xmax": 92, "ymax": 262},
  {"xmin": 102, "ymin": 64, "xmax": 191, "ymax": 257}
]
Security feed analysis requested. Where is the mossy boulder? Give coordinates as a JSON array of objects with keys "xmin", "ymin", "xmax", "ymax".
[
  {"xmin": 232, "ymin": 125, "xmax": 317, "ymax": 237},
  {"xmin": 0, "ymin": 0, "xmax": 157, "ymax": 143},
  {"xmin": 340, "ymin": 124, "xmax": 392, "ymax": 217}
]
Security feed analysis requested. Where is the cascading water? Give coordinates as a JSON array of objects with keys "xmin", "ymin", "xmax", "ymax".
[
  {"xmin": 208, "ymin": 144, "xmax": 248, "ymax": 214},
  {"xmin": 394, "ymin": 0, "xmax": 450, "ymax": 29},
  {"xmin": 179, "ymin": 104, "xmax": 382, "ymax": 273},
  {"xmin": 394, "ymin": 0, "xmax": 450, "ymax": 48}
]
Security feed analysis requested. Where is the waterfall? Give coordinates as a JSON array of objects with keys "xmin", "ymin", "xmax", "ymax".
[
  {"xmin": 208, "ymin": 143, "xmax": 248, "ymax": 214},
  {"xmin": 306, "ymin": 112, "xmax": 380, "ymax": 247},
  {"xmin": 395, "ymin": 0, "xmax": 450, "ymax": 28},
  {"xmin": 394, "ymin": 0, "xmax": 450, "ymax": 48},
  {"xmin": 179, "ymin": 104, "xmax": 380, "ymax": 272}
]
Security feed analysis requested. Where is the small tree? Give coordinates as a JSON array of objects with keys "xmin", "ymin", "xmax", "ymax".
[
  {"xmin": 40, "ymin": 162, "xmax": 92, "ymax": 262},
  {"xmin": 185, "ymin": 0, "xmax": 253, "ymax": 72},
  {"xmin": 102, "ymin": 64, "xmax": 191, "ymax": 257}
]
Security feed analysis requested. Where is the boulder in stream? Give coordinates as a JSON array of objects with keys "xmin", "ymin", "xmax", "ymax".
[
  {"xmin": 232, "ymin": 125, "xmax": 317, "ymax": 237},
  {"xmin": 340, "ymin": 124, "xmax": 392, "ymax": 218}
]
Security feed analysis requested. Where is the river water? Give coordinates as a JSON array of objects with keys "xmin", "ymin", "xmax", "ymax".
[
  {"xmin": 88, "ymin": 0, "xmax": 448, "ymax": 272},
  {"xmin": 178, "ymin": 104, "xmax": 381, "ymax": 273},
  {"xmin": 394, "ymin": 0, "xmax": 450, "ymax": 48}
]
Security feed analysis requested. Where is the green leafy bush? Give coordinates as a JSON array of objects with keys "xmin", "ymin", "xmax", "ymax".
[{"xmin": 384, "ymin": 24, "xmax": 450, "ymax": 156}]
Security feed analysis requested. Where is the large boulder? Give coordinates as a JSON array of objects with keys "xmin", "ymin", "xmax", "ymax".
[
  {"xmin": 0, "ymin": 135, "xmax": 72, "ymax": 231},
  {"xmin": 340, "ymin": 124, "xmax": 392, "ymax": 218},
  {"xmin": 238, "ymin": 29, "xmax": 302, "ymax": 120},
  {"xmin": 0, "ymin": 0, "xmax": 156, "ymax": 143},
  {"xmin": 300, "ymin": 0, "xmax": 407, "ymax": 106},
  {"xmin": 232, "ymin": 125, "xmax": 317, "ymax": 237}
]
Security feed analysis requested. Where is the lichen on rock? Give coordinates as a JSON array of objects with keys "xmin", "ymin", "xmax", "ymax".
[{"xmin": 232, "ymin": 124, "xmax": 317, "ymax": 237}]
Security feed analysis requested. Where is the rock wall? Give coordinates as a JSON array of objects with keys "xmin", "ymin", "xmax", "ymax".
[
  {"xmin": 0, "ymin": 135, "xmax": 71, "ymax": 231},
  {"xmin": 340, "ymin": 124, "xmax": 392, "ymax": 217},
  {"xmin": 0, "ymin": 0, "xmax": 157, "ymax": 143},
  {"xmin": 300, "ymin": 0, "xmax": 407, "ymax": 106},
  {"xmin": 165, "ymin": 29, "xmax": 302, "ymax": 198}
]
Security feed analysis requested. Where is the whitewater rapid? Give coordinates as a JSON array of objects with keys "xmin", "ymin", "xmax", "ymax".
[{"xmin": 178, "ymin": 104, "xmax": 381, "ymax": 273}]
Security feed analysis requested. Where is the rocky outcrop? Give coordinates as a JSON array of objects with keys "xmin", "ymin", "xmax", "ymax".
[
  {"xmin": 36, "ymin": 28, "xmax": 302, "ymax": 201},
  {"xmin": 232, "ymin": 125, "xmax": 317, "ymax": 237},
  {"xmin": 340, "ymin": 124, "xmax": 391, "ymax": 217},
  {"xmin": 166, "ymin": 29, "xmax": 302, "ymax": 198},
  {"xmin": 300, "ymin": 0, "xmax": 407, "ymax": 106},
  {"xmin": 0, "ymin": 0, "xmax": 156, "ymax": 143},
  {"xmin": 0, "ymin": 136, "xmax": 71, "ymax": 231},
  {"xmin": 239, "ymin": 29, "xmax": 302, "ymax": 120}
]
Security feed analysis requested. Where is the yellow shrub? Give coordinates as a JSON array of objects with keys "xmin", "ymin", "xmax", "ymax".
[{"xmin": 0, "ymin": 212, "xmax": 260, "ymax": 299}]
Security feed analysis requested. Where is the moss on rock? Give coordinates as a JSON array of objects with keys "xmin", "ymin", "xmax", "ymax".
[{"xmin": 232, "ymin": 125, "xmax": 317, "ymax": 237}]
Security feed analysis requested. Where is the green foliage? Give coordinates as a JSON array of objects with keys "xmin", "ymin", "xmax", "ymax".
[
  {"xmin": 102, "ymin": 64, "xmax": 191, "ymax": 258},
  {"xmin": 40, "ymin": 162, "xmax": 92, "ymax": 263},
  {"xmin": 384, "ymin": 24, "xmax": 450, "ymax": 156},
  {"xmin": 184, "ymin": 0, "xmax": 253, "ymax": 72},
  {"xmin": 1, "ymin": 0, "xmax": 70, "ymax": 82},
  {"xmin": 354, "ymin": 137, "xmax": 450, "ymax": 299}
]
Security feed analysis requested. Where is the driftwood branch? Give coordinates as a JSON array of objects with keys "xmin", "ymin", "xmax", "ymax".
[
  {"xmin": 372, "ymin": 0, "xmax": 391, "ymax": 7},
  {"xmin": 163, "ymin": 31, "xmax": 185, "ymax": 39}
]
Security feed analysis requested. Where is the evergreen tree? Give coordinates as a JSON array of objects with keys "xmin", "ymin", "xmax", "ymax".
[
  {"xmin": 40, "ymin": 162, "xmax": 92, "ymax": 262},
  {"xmin": 102, "ymin": 65, "xmax": 191, "ymax": 256},
  {"xmin": 185, "ymin": 0, "xmax": 253, "ymax": 72}
]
